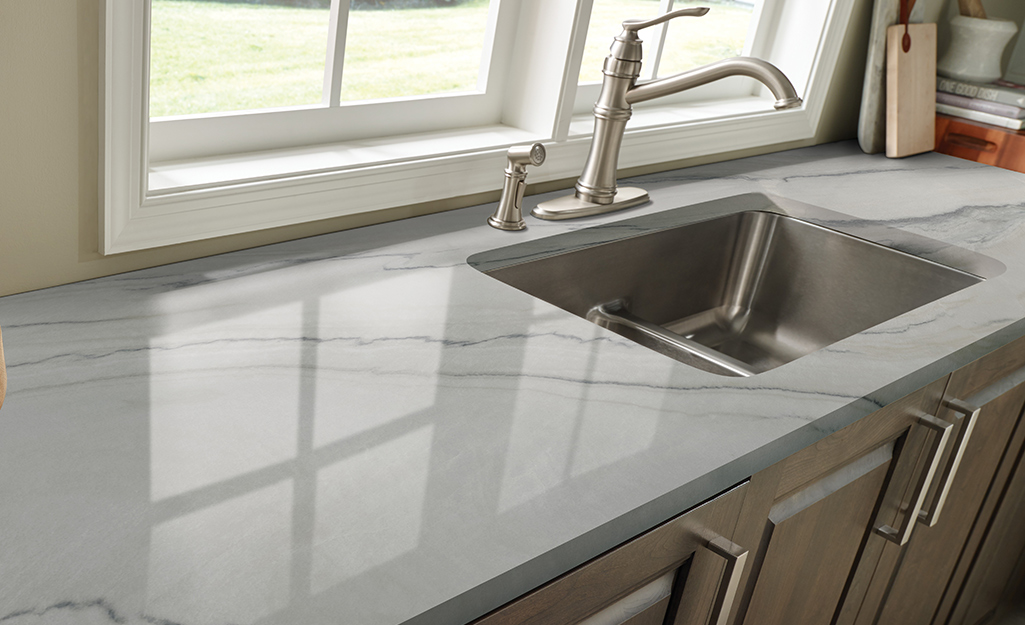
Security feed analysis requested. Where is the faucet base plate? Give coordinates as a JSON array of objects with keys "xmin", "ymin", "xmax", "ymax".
[
  {"xmin": 487, "ymin": 215, "xmax": 526, "ymax": 231},
  {"xmin": 532, "ymin": 187, "xmax": 649, "ymax": 221}
]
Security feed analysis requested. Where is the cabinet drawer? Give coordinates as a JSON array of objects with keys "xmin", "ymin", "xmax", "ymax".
[
  {"xmin": 473, "ymin": 483, "xmax": 749, "ymax": 625},
  {"xmin": 935, "ymin": 114, "xmax": 1025, "ymax": 175}
]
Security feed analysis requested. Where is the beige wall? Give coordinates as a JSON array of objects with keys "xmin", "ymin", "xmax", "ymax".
[{"xmin": 0, "ymin": 0, "xmax": 874, "ymax": 298}]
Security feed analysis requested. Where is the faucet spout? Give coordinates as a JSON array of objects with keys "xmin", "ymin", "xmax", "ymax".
[
  {"xmin": 531, "ymin": 8, "xmax": 804, "ymax": 222},
  {"xmin": 626, "ymin": 57, "xmax": 803, "ymax": 110}
]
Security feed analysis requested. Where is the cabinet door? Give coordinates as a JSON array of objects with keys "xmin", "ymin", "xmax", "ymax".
[
  {"xmin": 952, "ymin": 426, "xmax": 1025, "ymax": 625},
  {"xmin": 741, "ymin": 449, "xmax": 893, "ymax": 625},
  {"xmin": 730, "ymin": 378, "xmax": 950, "ymax": 625},
  {"xmin": 473, "ymin": 483, "xmax": 749, "ymax": 625},
  {"xmin": 840, "ymin": 334, "xmax": 1025, "ymax": 625},
  {"xmin": 941, "ymin": 336, "xmax": 1025, "ymax": 625},
  {"xmin": 871, "ymin": 370, "xmax": 1025, "ymax": 625}
]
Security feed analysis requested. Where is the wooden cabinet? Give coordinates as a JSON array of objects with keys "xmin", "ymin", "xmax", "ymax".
[
  {"xmin": 473, "ymin": 336, "xmax": 1025, "ymax": 625},
  {"xmin": 728, "ymin": 378, "xmax": 950, "ymax": 625},
  {"xmin": 473, "ymin": 483, "xmax": 750, "ymax": 625},
  {"xmin": 940, "ymin": 336, "xmax": 1025, "ymax": 625},
  {"xmin": 868, "ymin": 336, "xmax": 1025, "ymax": 625},
  {"xmin": 935, "ymin": 113, "xmax": 1025, "ymax": 175},
  {"xmin": 951, "ymin": 430, "xmax": 1025, "ymax": 625},
  {"xmin": 736, "ymin": 334, "xmax": 1025, "ymax": 625}
]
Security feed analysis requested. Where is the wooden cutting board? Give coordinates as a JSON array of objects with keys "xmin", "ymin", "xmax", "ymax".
[
  {"xmin": 858, "ymin": 0, "xmax": 942, "ymax": 154},
  {"xmin": 886, "ymin": 22, "xmax": 937, "ymax": 158}
]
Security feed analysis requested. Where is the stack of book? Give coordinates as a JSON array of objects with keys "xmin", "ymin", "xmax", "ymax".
[{"xmin": 936, "ymin": 77, "xmax": 1025, "ymax": 130}]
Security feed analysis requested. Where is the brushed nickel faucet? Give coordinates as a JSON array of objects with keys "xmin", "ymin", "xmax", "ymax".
[
  {"xmin": 532, "ymin": 7, "xmax": 803, "ymax": 221},
  {"xmin": 488, "ymin": 143, "xmax": 546, "ymax": 231}
]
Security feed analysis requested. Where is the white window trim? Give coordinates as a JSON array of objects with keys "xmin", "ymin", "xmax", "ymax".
[
  {"xmin": 102, "ymin": 0, "xmax": 856, "ymax": 255},
  {"xmin": 148, "ymin": 0, "xmax": 517, "ymax": 162}
]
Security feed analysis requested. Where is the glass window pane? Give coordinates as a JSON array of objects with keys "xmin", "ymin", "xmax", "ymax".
[
  {"xmin": 340, "ymin": 0, "xmax": 493, "ymax": 102},
  {"xmin": 149, "ymin": 0, "xmax": 330, "ymax": 118},
  {"xmin": 656, "ymin": 1, "xmax": 754, "ymax": 77},
  {"xmin": 579, "ymin": 0, "xmax": 664, "ymax": 84},
  {"xmin": 578, "ymin": 0, "xmax": 756, "ymax": 84}
]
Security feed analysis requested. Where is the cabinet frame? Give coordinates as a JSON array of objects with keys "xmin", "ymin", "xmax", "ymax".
[
  {"xmin": 471, "ymin": 483, "xmax": 749, "ymax": 625},
  {"xmin": 468, "ymin": 336, "xmax": 1025, "ymax": 625},
  {"xmin": 727, "ymin": 377, "xmax": 949, "ymax": 625}
]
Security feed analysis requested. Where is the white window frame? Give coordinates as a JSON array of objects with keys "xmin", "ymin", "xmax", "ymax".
[
  {"xmin": 102, "ymin": 0, "xmax": 856, "ymax": 255},
  {"xmin": 148, "ymin": 0, "xmax": 515, "ymax": 162}
]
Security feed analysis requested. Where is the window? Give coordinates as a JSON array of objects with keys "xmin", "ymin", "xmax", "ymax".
[
  {"xmin": 149, "ymin": 0, "xmax": 496, "ymax": 116},
  {"xmin": 147, "ymin": 0, "xmax": 509, "ymax": 161},
  {"xmin": 102, "ymin": 0, "xmax": 858, "ymax": 254},
  {"xmin": 576, "ymin": 0, "xmax": 758, "ymax": 102},
  {"xmin": 148, "ymin": 1, "xmax": 333, "ymax": 116}
]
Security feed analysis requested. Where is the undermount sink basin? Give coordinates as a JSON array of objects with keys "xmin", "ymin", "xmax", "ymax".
[{"xmin": 469, "ymin": 193, "xmax": 1004, "ymax": 377}]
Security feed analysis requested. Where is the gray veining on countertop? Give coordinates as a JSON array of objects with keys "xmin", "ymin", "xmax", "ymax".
[{"xmin": 3, "ymin": 142, "xmax": 1025, "ymax": 625}]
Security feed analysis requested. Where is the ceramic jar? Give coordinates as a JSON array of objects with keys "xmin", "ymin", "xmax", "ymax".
[{"xmin": 938, "ymin": 15, "xmax": 1018, "ymax": 83}]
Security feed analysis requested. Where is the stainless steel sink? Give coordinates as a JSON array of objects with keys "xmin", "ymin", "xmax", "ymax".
[{"xmin": 469, "ymin": 193, "xmax": 1003, "ymax": 377}]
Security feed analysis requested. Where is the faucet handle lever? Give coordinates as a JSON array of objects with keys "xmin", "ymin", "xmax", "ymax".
[{"xmin": 621, "ymin": 6, "xmax": 709, "ymax": 32}]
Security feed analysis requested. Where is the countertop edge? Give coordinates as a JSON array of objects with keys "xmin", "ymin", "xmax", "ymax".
[{"xmin": 403, "ymin": 316, "xmax": 1025, "ymax": 625}]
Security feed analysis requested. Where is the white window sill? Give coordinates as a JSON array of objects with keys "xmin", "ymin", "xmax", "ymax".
[
  {"xmin": 149, "ymin": 95, "xmax": 789, "ymax": 198},
  {"xmin": 149, "ymin": 124, "xmax": 541, "ymax": 195},
  {"xmin": 106, "ymin": 95, "xmax": 817, "ymax": 255}
]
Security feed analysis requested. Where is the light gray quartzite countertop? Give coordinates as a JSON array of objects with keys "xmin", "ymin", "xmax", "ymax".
[{"xmin": 3, "ymin": 141, "xmax": 1025, "ymax": 625}]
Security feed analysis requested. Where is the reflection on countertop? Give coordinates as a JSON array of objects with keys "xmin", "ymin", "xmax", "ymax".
[{"xmin": 3, "ymin": 141, "xmax": 1025, "ymax": 625}]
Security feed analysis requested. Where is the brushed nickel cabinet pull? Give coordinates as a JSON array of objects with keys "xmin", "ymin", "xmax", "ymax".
[
  {"xmin": 918, "ymin": 399, "xmax": 981, "ymax": 527},
  {"xmin": 876, "ymin": 414, "xmax": 953, "ymax": 545},
  {"xmin": 705, "ymin": 536, "xmax": 748, "ymax": 625}
]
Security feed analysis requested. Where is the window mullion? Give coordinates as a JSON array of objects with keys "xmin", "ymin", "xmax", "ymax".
[
  {"xmin": 746, "ymin": 0, "xmax": 780, "ymax": 61},
  {"xmin": 647, "ymin": 0, "xmax": 675, "ymax": 80},
  {"xmin": 475, "ymin": 0, "xmax": 507, "ymax": 92},
  {"xmin": 550, "ymin": 0, "xmax": 596, "ymax": 142},
  {"xmin": 322, "ymin": 0, "xmax": 352, "ymax": 107},
  {"xmin": 500, "ymin": 0, "xmax": 589, "ymax": 140}
]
